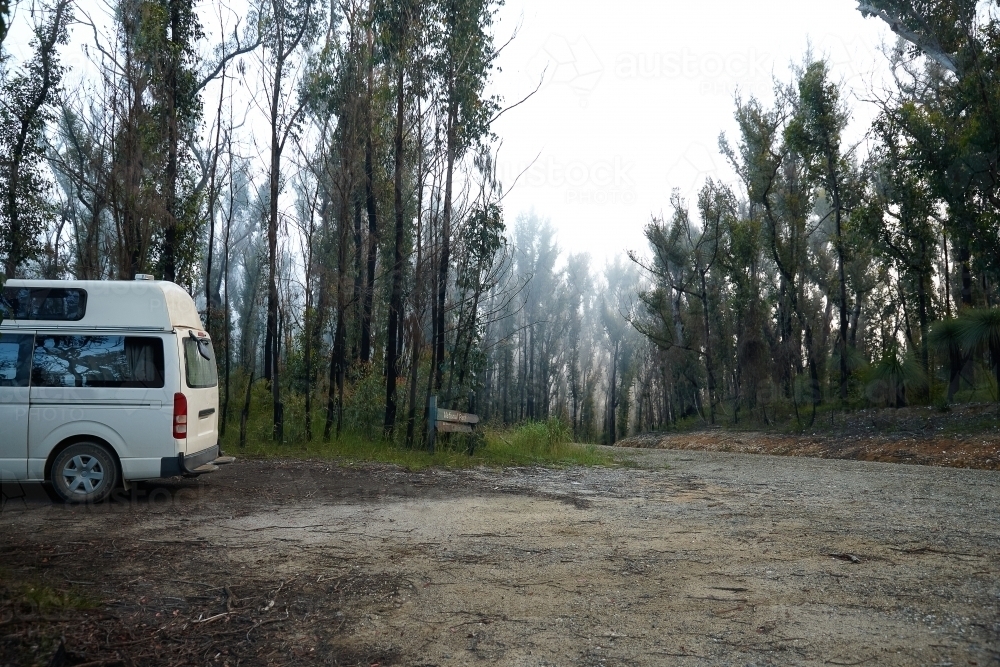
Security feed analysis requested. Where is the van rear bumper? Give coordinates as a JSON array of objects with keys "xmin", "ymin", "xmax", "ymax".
[{"xmin": 160, "ymin": 444, "xmax": 220, "ymax": 477}]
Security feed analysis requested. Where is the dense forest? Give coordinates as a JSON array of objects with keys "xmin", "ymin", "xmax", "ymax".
[{"xmin": 0, "ymin": 0, "xmax": 998, "ymax": 450}]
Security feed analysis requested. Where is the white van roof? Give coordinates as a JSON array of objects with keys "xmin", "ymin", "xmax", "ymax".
[{"xmin": 0, "ymin": 279, "xmax": 203, "ymax": 332}]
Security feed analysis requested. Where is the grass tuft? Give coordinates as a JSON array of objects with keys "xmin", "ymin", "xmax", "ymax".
[
  {"xmin": 227, "ymin": 416, "xmax": 615, "ymax": 469},
  {"xmin": 0, "ymin": 569, "xmax": 97, "ymax": 613}
]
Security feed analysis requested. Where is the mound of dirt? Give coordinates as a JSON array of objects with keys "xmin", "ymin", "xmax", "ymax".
[{"xmin": 617, "ymin": 404, "xmax": 1000, "ymax": 469}]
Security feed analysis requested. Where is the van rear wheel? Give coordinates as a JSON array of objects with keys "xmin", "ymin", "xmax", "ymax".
[{"xmin": 50, "ymin": 443, "xmax": 118, "ymax": 503}]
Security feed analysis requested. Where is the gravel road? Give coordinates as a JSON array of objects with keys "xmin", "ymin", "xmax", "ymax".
[{"xmin": 1, "ymin": 447, "xmax": 998, "ymax": 666}]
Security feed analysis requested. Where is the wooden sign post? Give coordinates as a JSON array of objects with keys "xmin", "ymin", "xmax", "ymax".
[{"xmin": 427, "ymin": 395, "xmax": 480, "ymax": 453}]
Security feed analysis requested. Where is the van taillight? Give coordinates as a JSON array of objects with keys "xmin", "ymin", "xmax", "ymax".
[{"xmin": 173, "ymin": 393, "xmax": 188, "ymax": 439}]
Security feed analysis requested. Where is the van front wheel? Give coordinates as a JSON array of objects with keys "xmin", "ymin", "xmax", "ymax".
[{"xmin": 50, "ymin": 443, "xmax": 119, "ymax": 503}]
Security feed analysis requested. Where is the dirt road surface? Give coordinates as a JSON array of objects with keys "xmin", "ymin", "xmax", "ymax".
[{"xmin": 2, "ymin": 448, "xmax": 998, "ymax": 666}]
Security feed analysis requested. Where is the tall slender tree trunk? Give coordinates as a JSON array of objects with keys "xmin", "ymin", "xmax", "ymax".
[
  {"xmin": 425, "ymin": 198, "xmax": 438, "ymax": 448},
  {"xmin": 360, "ymin": 54, "xmax": 378, "ymax": 364},
  {"xmin": 699, "ymin": 271, "xmax": 715, "ymax": 424},
  {"xmin": 942, "ymin": 228, "xmax": 952, "ymax": 318},
  {"xmin": 385, "ymin": 64, "xmax": 406, "ymax": 438},
  {"xmin": 435, "ymin": 90, "xmax": 457, "ymax": 399},
  {"xmin": 959, "ymin": 245, "xmax": 973, "ymax": 307},
  {"xmin": 830, "ymin": 161, "xmax": 849, "ymax": 407},
  {"xmin": 204, "ymin": 70, "xmax": 226, "ymax": 331},
  {"xmin": 266, "ymin": 64, "xmax": 283, "ymax": 440},
  {"xmin": 607, "ymin": 341, "xmax": 619, "ymax": 444},
  {"xmin": 221, "ymin": 164, "xmax": 234, "ymax": 437},
  {"xmin": 405, "ymin": 97, "xmax": 425, "ymax": 449},
  {"xmin": 161, "ymin": 0, "xmax": 182, "ymax": 283},
  {"xmin": 325, "ymin": 193, "xmax": 350, "ymax": 441},
  {"xmin": 352, "ymin": 197, "xmax": 363, "ymax": 360},
  {"xmin": 917, "ymin": 258, "xmax": 930, "ymax": 399},
  {"xmin": 303, "ymin": 212, "xmax": 316, "ymax": 441}
]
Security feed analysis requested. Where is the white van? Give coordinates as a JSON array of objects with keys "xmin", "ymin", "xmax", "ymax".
[{"xmin": 0, "ymin": 277, "xmax": 227, "ymax": 502}]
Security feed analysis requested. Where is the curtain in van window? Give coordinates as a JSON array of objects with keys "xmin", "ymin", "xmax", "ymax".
[
  {"xmin": 125, "ymin": 337, "xmax": 162, "ymax": 384},
  {"xmin": 32, "ymin": 336, "xmax": 164, "ymax": 388}
]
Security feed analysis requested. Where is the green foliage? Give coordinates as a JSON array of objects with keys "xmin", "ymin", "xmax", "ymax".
[
  {"xmin": 858, "ymin": 1, "xmax": 1000, "ymax": 279},
  {"xmin": 958, "ymin": 308, "xmax": 1000, "ymax": 401},
  {"xmin": 342, "ymin": 363, "xmax": 387, "ymax": 440},
  {"xmin": 0, "ymin": 0, "xmax": 9, "ymax": 48},
  {"xmin": 225, "ymin": 394, "xmax": 610, "ymax": 468},
  {"xmin": 959, "ymin": 308, "xmax": 1000, "ymax": 357},
  {"xmin": 929, "ymin": 316, "xmax": 966, "ymax": 401},
  {"xmin": 785, "ymin": 60, "xmax": 849, "ymax": 186},
  {"xmin": 0, "ymin": 0, "xmax": 71, "ymax": 277},
  {"xmin": 430, "ymin": 0, "xmax": 503, "ymax": 153},
  {"xmin": 497, "ymin": 418, "xmax": 567, "ymax": 452},
  {"xmin": 0, "ymin": 570, "xmax": 98, "ymax": 613},
  {"xmin": 864, "ymin": 348, "xmax": 926, "ymax": 408}
]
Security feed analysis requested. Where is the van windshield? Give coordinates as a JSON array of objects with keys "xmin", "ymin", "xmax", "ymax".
[{"xmin": 183, "ymin": 337, "xmax": 218, "ymax": 388}]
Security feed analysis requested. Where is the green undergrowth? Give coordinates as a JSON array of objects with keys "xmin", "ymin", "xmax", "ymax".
[
  {"xmin": 630, "ymin": 400, "xmax": 999, "ymax": 440},
  {"xmin": 0, "ymin": 569, "xmax": 97, "ymax": 614},
  {"xmin": 224, "ymin": 414, "xmax": 616, "ymax": 470}
]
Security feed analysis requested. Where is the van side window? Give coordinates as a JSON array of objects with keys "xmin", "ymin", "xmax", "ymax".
[
  {"xmin": 1, "ymin": 288, "xmax": 87, "ymax": 321},
  {"xmin": 32, "ymin": 336, "xmax": 165, "ymax": 388},
  {"xmin": 0, "ymin": 334, "xmax": 33, "ymax": 387}
]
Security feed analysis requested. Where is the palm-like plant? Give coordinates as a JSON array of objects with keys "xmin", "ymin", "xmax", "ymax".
[
  {"xmin": 928, "ymin": 318, "xmax": 966, "ymax": 403},
  {"xmin": 958, "ymin": 308, "xmax": 1000, "ymax": 403},
  {"xmin": 864, "ymin": 347, "xmax": 926, "ymax": 408}
]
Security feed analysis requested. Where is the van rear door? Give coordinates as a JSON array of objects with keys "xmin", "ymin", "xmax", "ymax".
[
  {"xmin": 0, "ymin": 333, "xmax": 33, "ymax": 480},
  {"xmin": 180, "ymin": 331, "xmax": 218, "ymax": 456}
]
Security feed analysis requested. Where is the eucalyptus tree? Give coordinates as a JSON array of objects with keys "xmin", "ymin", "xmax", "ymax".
[
  {"xmin": 50, "ymin": 92, "xmax": 113, "ymax": 279},
  {"xmin": 447, "ymin": 197, "xmax": 506, "ymax": 408},
  {"xmin": 785, "ymin": 59, "xmax": 856, "ymax": 406},
  {"xmin": 858, "ymin": 0, "xmax": 1000, "ymax": 303},
  {"xmin": 376, "ymin": 0, "xmax": 424, "ymax": 437},
  {"xmin": 151, "ymin": 0, "xmax": 203, "ymax": 284},
  {"xmin": 564, "ymin": 251, "xmax": 595, "ymax": 437},
  {"xmin": 0, "ymin": 0, "xmax": 10, "ymax": 49},
  {"xmin": 632, "ymin": 187, "xmax": 725, "ymax": 423},
  {"xmin": 721, "ymin": 92, "xmax": 824, "ymax": 421},
  {"xmin": 602, "ymin": 258, "xmax": 641, "ymax": 442},
  {"xmin": 863, "ymin": 114, "xmax": 939, "ymax": 389},
  {"xmin": 0, "ymin": 0, "xmax": 72, "ymax": 278},
  {"xmin": 257, "ymin": 0, "xmax": 322, "ymax": 440},
  {"xmin": 303, "ymin": 3, "xmax": 367, "ymax": 441},
  {"xmin": 429, "ymin": 0, "xmax": 501, "ymax": 398}
]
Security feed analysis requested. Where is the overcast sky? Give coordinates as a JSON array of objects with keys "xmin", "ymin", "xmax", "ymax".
[
  {"xmin": 4, "ymin": 0, "xmax": 896, "ymax": 269},
  {"xmin": 488, "ymin": 0, "xmax": 894, "ymax": 266}
]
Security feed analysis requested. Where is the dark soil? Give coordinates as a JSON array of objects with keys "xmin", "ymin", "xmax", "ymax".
[{"xmin": 2, "ymin": 444, "xmax": 998, "ymax": 667}]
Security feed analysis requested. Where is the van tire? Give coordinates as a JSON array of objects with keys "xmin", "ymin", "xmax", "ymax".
[{"xmin": 50, "ymin": 443, "xmax": 119, "ymax": 503}]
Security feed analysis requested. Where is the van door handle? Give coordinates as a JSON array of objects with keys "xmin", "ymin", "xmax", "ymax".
[{"xmin": 199, "ymin": 408, "xmax": 216, "ymax": 419}]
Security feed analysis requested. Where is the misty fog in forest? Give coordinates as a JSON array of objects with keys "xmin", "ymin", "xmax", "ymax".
[{"xmin": 2, "ymin": 0, "xmax": 999, "ymax": 449}]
